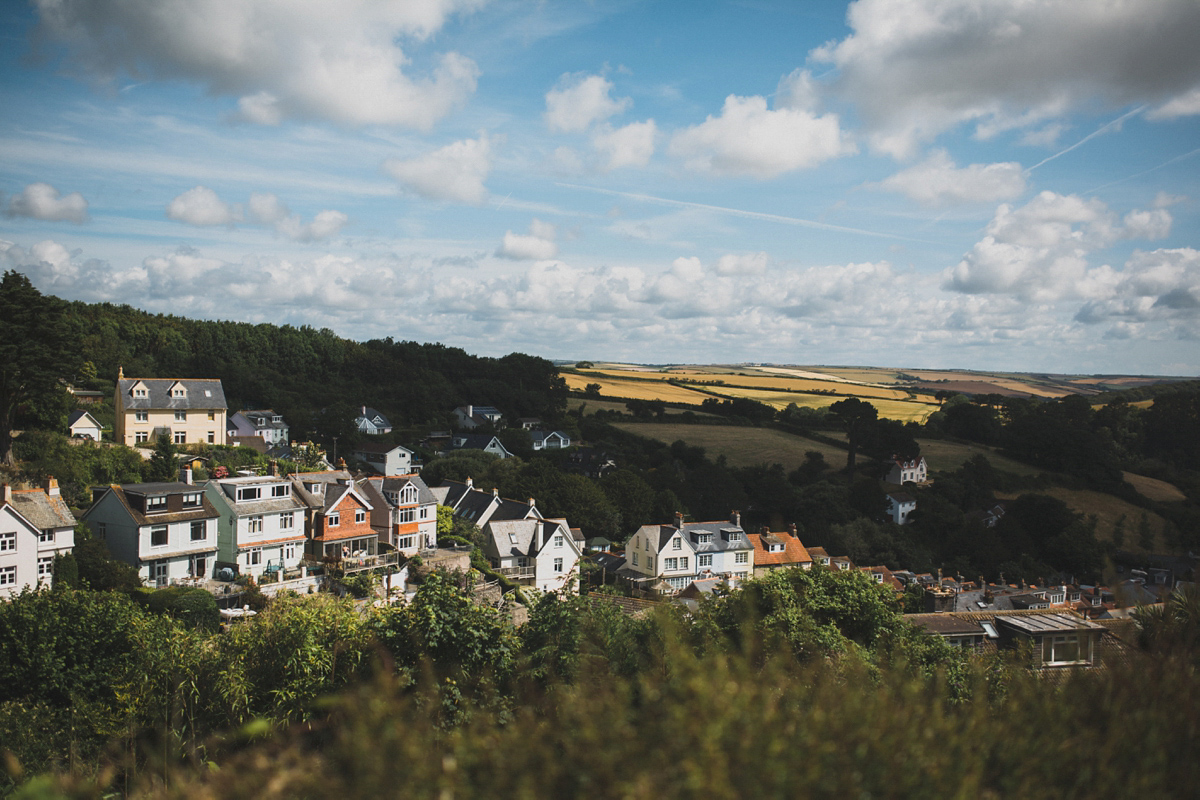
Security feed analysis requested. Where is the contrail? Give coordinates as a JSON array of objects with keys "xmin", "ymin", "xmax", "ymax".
[
  {"xmin": 1027, "ymin": 105, "xmax": 1146, "ymax": 173},
  {"xmin": 1086, "ymin": 146, "xmax": 1200, "ymax": 195},
  {"xmin": 554, "ymin": 182, "xmax": 931, "ymax": 243}
]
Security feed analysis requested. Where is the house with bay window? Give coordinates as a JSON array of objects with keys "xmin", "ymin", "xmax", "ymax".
[
  {"xmin": 625, "ymin": 511, "xmax": 754, "ymax": 593},
  {"xmin": 289, "ymin": 471, "xmax": 376, "ymax": 560},
  {"xmin": 358, "ymin": 473, "xmax": 438, "ymax": 555},
  {"xmin": 205, "ymin": 475, "xmax": 307, "ymax": 578},
  {"xmin": 113, "ymin": 368, "xmax": 227, "ymax": 447},
  {"xmin": 84, "ymin": 480, "xmax": 218, "ymax": 586},
  {"xmin": 0, "ymin": 479, "xmax": 76, "ymax": 598}
]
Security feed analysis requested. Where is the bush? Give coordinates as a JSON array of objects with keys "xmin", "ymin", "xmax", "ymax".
[{"xmin": 136, "ymin": 586, "xmax": 220, "ymax": 633}]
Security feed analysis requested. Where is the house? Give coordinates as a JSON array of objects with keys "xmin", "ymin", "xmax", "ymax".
[
  {"xmin": 358, "ymin": 473, "xmax": 438, "ymax": 555},
  {"xmin": 352, "ymin": 442, "xmax": 415, "ymax": 476},
  {"xmin": 0, "ymin": 480, "xmax": 76, "ymax": 598},
  {"xmin": 807, "ymin": 546, "xmax": 832, "ymax": 568},
  {"xmin": 453, "ymin": 405, "xmax": 503, "ymax": 430},
  {"xmin": 886, "ymin": 491, "xmax": 917, "ymax": 525},
  {"xmin": 906, "ymin": 611, "xmax": 1115, "ymax": 670},
  {"xmin": 438, "ymin": 478, "xmax": 538, "ymax": 528},
  {"xmin": 68, "ymin": 410, "xmax": 102, "ymax": 441},
  {"xmin": 563, "ymin": 447, "xmax": 616, "ymax": 479},
  {"xmin": 624, "ymin": 511, "xmax": 754, "ymax": 593},
  {"xmin": 885, "ymin": 455, "xmax": 928, "ymax": 485},
  {"xmin": 859, "ymin": 564, "xmax": 905, "ymax": 592},
  {"xmin": 747, "ymin": 525, "xmax": 813, "ymax": 576},
  {"xmin": 445, "ymin": 433, "xmax": 514, "ymax": 459},
  {"xmin": 68, "ymin": 385, "xmax": 104, "ymax": 405},
  {"xmin": 354, "ymin": 406, "xmax": 392, "ymax": 435},
  {"xmin": 289, "ymin": 471, "xmax": 376, "ymax": 560},
  {"xmin": 905, "ymin": 614, "xmax": 988, "ymax": 650},
  {"xmin": 204, "ymin": 474, "xmax": 308, "ymax": 578},
  {"xmin": 530, "ymin": 429, "xmax": 571, "ymax": 451},
  {"xmin": 481, "ymin": 516, "xmax": 582, "ymax": 592},
  {"xmin": 518, "ymin": 417, "xmax": 542, "ymax": 430},
  {"xmin": 227, "ymin": 410, "xmax": 289, "ymax": 446},
  {"xmin": 84, "ymin": 479, "xmax": 220, "ymax": 586},
  {"xmin": 114, "ymin": 368, "xmax": 228, "ymax": 447}
]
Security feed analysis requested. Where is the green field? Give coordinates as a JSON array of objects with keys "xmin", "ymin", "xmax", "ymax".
[{"xmin": 610, "ymin": 423, "xmax": 848, "ymax": 471}]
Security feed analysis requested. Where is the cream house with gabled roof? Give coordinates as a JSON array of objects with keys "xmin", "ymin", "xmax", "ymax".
[{"xmin": 114, "ymin": 368, "xmax": 228, "ymax": 447}]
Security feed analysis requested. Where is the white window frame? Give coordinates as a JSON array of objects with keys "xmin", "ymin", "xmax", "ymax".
[
  {"xmin": 735, "ymin": 551, "xmax": 749, "ymax": 564},
  {"xmin": 0, "ymin": 566, "xmax": 14, "ymax": 586},
  {"xmin": 398, "ymin": 535, "xmax": 415, "ymax": 550},
  {"xmin": 631, "ymin": 552, "xmax": 639, "ymax": 567},
  {"xmin": 271, "ymin": 484, "xmax": 290, "ymax": 498},
  {"xmin": 1042, "ymin": 634, "xmax": 1091, "ymax": 666},
  {"xmin": 146, "ymin": 495, "xmax": 167, "ymax": 511},
  {"xmin": 174, "ymin": 410, "xmax": 187, "ymax": 422},
  {"xmin": 328, "ymin": 512, "xmax": 340, "ymax": 528},
  {"xmin": 680, "ymin": 556, "xmax": 688, "ymax": 570},
  {"xmin": 38, "ymin": 530, "xmax": 55, "ymax": 544},
  {"xmin": 135, "ymin": 411, "xmax": 148, "ymax": 422},
  {"xmin": 236, "ymin": 486, "xmax": 262, "ymax": 502},
  {"xmin": 355, "ymin": 509, "xmax": 366, "ymax": 524},
  {"xmin": 247, "ymin": 515, "xmax": 263, "ymax": 534},
  {"xmin": 248, "ymin": 547, "xmax": 262, "ymax": 566},
  {"xmin": 150, "ymin": 525, "xmax": 169, "ymax": 547},
  {"xmin": 554, "ymin": 535, "xmax": 564, "ymax": 548},
  {"xmin": 173, "ymin": 431, "xmax": 186, "ymax": 445},
  {"xmin": 284, "ymin": 543, "xmax": 296, "ymax": 561},
  {"xmin": 135, "ymin": 431, "xmax": 148, "ymax": 443},
  {"xmin": 554, "ymin": 557, "xmax": 563, "ymax": 573},
  {"xmin": 279, "ymin": 512, "xmax": 294, "ymax": 530},
  {"xmin": 38, "ymin": 556, "xmax": 54, "ymax": 580},
  {"xmin": 698, "ymin": 554, "xmax": 712, "ymax": 567},
  {"xmin": 672, "ymin": 537, "xmax": 682, "ymax": 550},
  {"xmin": 190, "ymin": 520, "xmax": 207, "ymax": 541}
]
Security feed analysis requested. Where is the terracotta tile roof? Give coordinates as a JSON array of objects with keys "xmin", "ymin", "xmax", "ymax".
[{"xmin": 747, "ymin": 530, "xmax": 812, "ymax": 567}]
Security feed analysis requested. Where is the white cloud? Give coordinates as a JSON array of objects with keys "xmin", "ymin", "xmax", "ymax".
[
  {"xmin": 715, "ymin": 252, "xmax": 768, "ymax": 276},
  {"xmin": 874, "ymin": 150, "xmax": 1026, "ymax": 205},
  {"xmin": 166, "ymin": 186, "xmax": 240, "ymax": 226},
  {"xmin": 544, "ymin": 74, "xmax": 631, "ymax": 133},
  {"xmin": 1148, "ymin": 86, "xmax": 1200, "ymax": 119},
  {"xmin": 813, "ymin": 0, "xmax": 1200, "ymax": 157},
  {"xmin": 496, "ymin": 218, "xmax": 557, "ymax": 260},
  {"xmin": 775, "ymin": 69, "xmax": 820, "ymax": 112},
  {"xmin": 384, "ymin": 135, "xmax": 492, "ymax": 204},
  {"xmin": 5, "ymin": 182, "xmax": 89, "ymax": 223},
  {"xmin": 1075, "ymin": 248, "xmax": 1200, "ymax": 325},
  {"xmin": 33, "ymin": 0, "xmax": 482, "ymax": 129},
  {"xmin": 944, "ymin": 191, "xmax": 1174, "ymax": 301},
  {"xmin": 167, "ymin": 187, "xmax": 345, "ymax": 240},
  {"xmin": 592, "ymin": 120, "xmax": 657, "ymax": 169},
  {"xmin": 668, "ymin": 94, "xmax": 854, "ymax": 178}
]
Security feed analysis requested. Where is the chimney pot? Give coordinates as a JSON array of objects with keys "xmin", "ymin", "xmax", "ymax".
[
  {"xmin": 179, "ymin": 466, "xmax": 192, "ymax": 485},
  {"xmin": 1, "ymin": 484, "xmax": 10, "ymax": 505},
  {"xmin": 674, "ymin": 511, "xmax": 684, "ymax": 528},
  {"xmin": 44, "ymin": 476, "xmax": 60, "ymax": 497},
  {"xmin": 731, "ymin": 510, "xmax": 741, "ymax": 527}
]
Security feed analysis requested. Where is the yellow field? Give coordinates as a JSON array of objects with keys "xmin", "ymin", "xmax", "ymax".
[
  {"xmin": 611, "ymin": 423, "xmax": 848, "ymax": 471},
  {"xmin": 562, "ymin": 373, "xmax": 713, "ymax": 404},
  {"xmin": 580, "ymin": 368, "xmax": 911, "ymax": 400},
  {"xmin": 702, "ymin": 386, "xmax": 938, "ymax": 422},
  {"xmin": 986, "ymin": 379, "xmax": 1072, "ymax": 398}
]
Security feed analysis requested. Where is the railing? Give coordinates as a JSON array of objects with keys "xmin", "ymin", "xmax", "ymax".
[
  {"xmin": 498, "ymin": 565, "xmax": 536, "ymax": 579},
  {"xmin": 304, "ymin": 552, "xmax": 402, "ymax": 575}
]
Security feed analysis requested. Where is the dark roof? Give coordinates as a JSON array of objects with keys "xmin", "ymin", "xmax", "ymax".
[
  {"xmin": 229, "ymin": 436, "xmax": 270, "ymax": 454},
  {"xmin": 121, "ymin": 481, "xmax": 197, "ymax": 494},
  {"xmin": 68, "ymin": 410, "xmax": 98, "ymax": 427},
  {"xmin": 356, "ymin": 407, "xmax": 391, "ymax": 427},
  {"xmin": 906, "ymin": 614, "xmax": 987, "ymax": 636},
  {"xmin": 119, "ymin": 378, "xmax": 227, "ymax": 410},
  {"xmin": 86, "ymin": 484, "xmax": 218, "ymax": 527},
  {"xmin": 374, "ymin": 474, "xmax": 437, "ymax": 506},
  {"xmin": 235, "ymin": 410, "xmax": 287, "ymax": 429},
  {"xmin": 353, "ymin": 441, "xmax": 413, "ymax": 455}
]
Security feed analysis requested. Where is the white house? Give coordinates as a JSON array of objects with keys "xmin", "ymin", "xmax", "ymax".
[
  {"xmin": 446, "ymin": 433, "xmax": 513, "ymax": 459},
  {"xmin": 83, "ymin": 480, "xmax": 220, "ymax": 586},
  {"xmin": 0, "ymin": 479, "xmax": 76, "ymax": 598},
  {"xmin": 453, "ymin": 405, "xmax": 503, "ymax": 430},
  {"xmin": 354, "ymin": 406, "xmax": 392, "ymax": 435},
  {"xmin": 358, "ymin": 473, "xmax": 438, "ymax": 555},
  {"xmin": 352, "ymin": 442, "xmax": 414, "ymax": 476},
  {"xmin": 481, "ymin": 516, "xmax": 582, "ymax": 593},
  {"xmin": 624, "ymin": 511, "xmax": 754, "ymax": 592},
  {"xmin": 227, "ymin": 410, "xmax": 289, "ymax": 446},
  {"xmin": 438, "ymin": 478, "xmax": 538, "ymax": 528},
  {"xmin": 885, "ymin": 455, "xmax": 928, "ymax": 485},
  {"xmin": 68, "ymin": 410, "xmax": 102, "ymax": 441},
  {"xmin": 530, "ymin": 430, "xmax": 571, "ymax": 451},
  {"xmin": 887, "ymin": 491, "xmax": 917, "ymax": 525},
  {"xmin": 205, "ymin": 475, "xmax": 308, "ymax": 578}
]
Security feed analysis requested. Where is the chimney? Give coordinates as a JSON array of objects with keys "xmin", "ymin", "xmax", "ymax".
[
  {"xmin": 465, "ymin": 476, "xmax": 474, "ymax": 490},
  {"xmin": 493, "ymin": 487, "xmax": 499, "ymax": 497},
  {"xmin": 178, "ymin": 467, "xmax": 192, "ymax": 485},
  {"xmin": 44, "ymin": 476, "xmax": 60, "ymax": 497},
  {"xmin": 1, "ymin": 485, "xmax": 10, "ymax": 506},
  {"xmin": 268, "ymin": 460, "xmax": 278, "ymax": 477},
  {"xmin": 731, "ymin": 510, "xmax": 741, "ymax": 528},
  {"xmin": 674, "ymin": 511, "xmax": 684, "ymax": 529},
  {"xmin": 528, "ymin": 497, "xmax": 536, "ymax": 511},
  {"xmin": 338, "ymin": 458, "xmax": 347, "ymax": 469},
  {"xmin": 118, "ymin": 366, "xmax": 124, "ymax": 380},
  {"xmin": 467, "ymin": 405, "xmax": 473, "ymax": 417},
  {"xmin": 789, "ymin": 522, "xmax": 797, "ymax": 537},
  {"xmin": 361, "ymin": 405, "xmax": 366, "ymax": 416}
]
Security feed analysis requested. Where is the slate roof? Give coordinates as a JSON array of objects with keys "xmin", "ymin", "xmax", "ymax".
[
  {"xmin": 530, "ymin": 429, "xmax": 569, "ymax": 445},
  {"xmin": 449, "ymin": 433, "xmax": 512, "ymax": 455},
  {"xmin": 355, "ymin": 407, "xmax": 392, "ymax": 428},
  {"xmin": 10, "ymin": 489, "xmax": 76, "ymax": 531},
  {"xmin": 747, "ymin": 530, "xmax": 812, "ymax": 567},
  {"xmin": 68, "ymin": 410, "xmax": 99, "ymax": 427},
  {"xmin": 484, "ymin": 518, "xmax": 570, "ymax": 560},
  {"xmin": 212, "ymin": 476, "xmax": 307, "ymax": 516},
  {"xmin": 906, "ymin": 614, "xmax": 987, "ymax": 636},
  {"xmin": 354, "ymin": 441, "xmax": 414, "ymax": 456},
  {"xmin": 236, "ymin": 410, "xmax": 287, "ymax": 430},
  {"xmin": 364, "ymin": 474, "xmax": 437, "ymax": 507},
  {"xmin": 89, "ymin": 484, "xmax": 218, "ymax": 527},
  {"xmin": 119, "ymin": 378, "xmax": 227, "ymax": 410},
  {"xmin": 229, "ymin": 436, "xmax": 270, "ymax": 454},
  {"xmin": 887, "ymin": 491, "xmax": 916, "ymax": 504},
  {"xmin": 289, "ymin": 471, "xmax": 354, "ymax": 510}
]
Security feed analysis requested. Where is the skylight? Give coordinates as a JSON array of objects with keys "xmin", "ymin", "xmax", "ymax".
[{"xmin": 981, "ymin": 622, "xmax": 999, "ymax": 639}]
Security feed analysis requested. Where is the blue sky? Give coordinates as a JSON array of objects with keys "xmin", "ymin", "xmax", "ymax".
[{"xmin": 2, "ymin": 0, "xmax": 1199, "ymax": 375}]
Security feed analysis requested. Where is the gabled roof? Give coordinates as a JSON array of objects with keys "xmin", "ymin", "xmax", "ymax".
[
  {"xmin": 530, "ymin": 429, "xmax": 570, "ymax": 444},
  {"xmin": 118, "ymin": 378, "xmax": 227, "ymax": 410},
  {"xmin": 449, "ymin": 433, "xmax": 513, "ymax": 456},
  {"xmin": 355, "ymin": 407, "xmax": 391, "ymax": 427},
  {"xmin": 747, "ymin": 530, "xmax": 812, "ymax": 567},
  {"xmin": 353, "ymin": 441, "xmax": 414, "ymax": 456},
  {"xmin": 85, "ymin": 484, "xmax": 217, "ymax": 527},
  {"xmin": 233, "ymin": 410, "xmax": 287, "ymax": 429},
  {"xmin": 68, "ymin": 410, "xmax": 100, "ymax": 427},
  {"xmin": 887, "ymin": 491, "xmax": 916, "ymax": 504},
  {"xmin": 484, "ymin": 517, "xmax": 572, "ymax": 560},
  {"xmin": 10, "ymin": 488, "xmax": 76, "ymax": 531},
  {"xmin": 369, "ymin": 474, "xmax": 437, "ymax": 506}
]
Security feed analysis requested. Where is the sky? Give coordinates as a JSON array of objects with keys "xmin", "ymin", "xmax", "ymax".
[{"xmin": 2, "ymin": 0, "xmax": 1200, "ymax": 375}]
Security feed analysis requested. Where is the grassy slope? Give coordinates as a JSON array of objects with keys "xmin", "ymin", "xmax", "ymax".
[{"xmin": 609, "ymin": 422, "xmax": 848, "ymax": 471}]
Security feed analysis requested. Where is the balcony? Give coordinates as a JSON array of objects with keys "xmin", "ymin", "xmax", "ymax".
[{"xmin": 498, "ymin": 565, "xmax": 536, "ymax": 580}]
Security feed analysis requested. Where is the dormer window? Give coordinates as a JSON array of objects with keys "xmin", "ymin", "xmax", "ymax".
[
  {"xmin": 272, "ymin": 416, "xmax": 282, "ymax": 423},
  {"xmin": 172, "ymin": 388, "xmax": 185, "ymax": 398},
  {"xmin": 694, "ymin": 533, "xmax": 713, "ymax": 544},
  {"xmin": 236, "ymin": 486, "xmax": 262, "ymax": 502},
  {"xmin": 181, "ymin": 493, "xmax": 201, "ymax": 508},
  {"xmin": 146, "ymin": 495, "xmax": 167, "ymax": 512},
  {"xmin": 133, "ymin": 388, "xmax": 147, "ymax": 398},
  {"xmin": 402, "ymin": 486, "xmax": 417, "ymax": 504}
]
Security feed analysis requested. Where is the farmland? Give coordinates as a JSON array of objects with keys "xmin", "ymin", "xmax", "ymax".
[{"xmin": 610, "ymin": 422, "xmax": 848, "ymax": 471}]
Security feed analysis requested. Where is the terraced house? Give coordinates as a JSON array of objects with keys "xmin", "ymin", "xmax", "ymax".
[
  {"xmin": 290, "ymin": 471, "xmax": 376, "ymax": 560},
  {"xmin": 205, "ymin": 474, "xmax": 307, "ymax": 578},
  {"xmin": 358, "ymin": 473, "xmax": 438, "ymax": 555},
  {"xmin": 0, "ymin": 479, "xmax": 76, "ymax": 598},
  {"xmin": 625, "ymin": 512, "xmax": 754, "ymax": 592},
  {"xmin": 114, "ymin": 368, "xmax": 227, "ymax": 447}
]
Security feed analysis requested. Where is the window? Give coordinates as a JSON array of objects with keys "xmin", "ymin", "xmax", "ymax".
[
  {"xmin": 172, "ymin": 387, "xmax": 185, "ymax": 398},
  {"xmin": 38, "ymin": 557, "xmax": 54, "ymax": 579},
  {"xmin": 698, "ymin": 554, "xmax": 712, "ymax": 567},
  {"xmin": 134, "ymin": 431, "xmax": 148, "ymax": 443},
  {"xmin": 284, "ymin": 543, "xmax": 296, "ymax": 561},
  {"xmin": 236, "ymin": 487, "xmax": 261, "ymax": 502},
  {"xmin": 271, "ymin": 484, "xmax": 289, "ymax": 498},
  {"xmin": 151, "ymin": 525, "xmax": 168, "ymax": 546},
  {"xmin": 355, "ymin": 509, "xmax": 366, "ymax": 524},
  {"xmin": 668, "ymin": 576, "xmax": 689, "ymax": 590},
  {"xmin": 735, "ymin": 551, "xmax": 749, "ymax": 564},
  {"xmin": 420, "ymin": 508, "xmax": 428, "ymax": 519},
  {"xmin": 134, "ymin": 387, "xmax": 147, "ymax": 398},
  {"xmin": 279, "ymin": 512, "xmax": 293, "ymax": 530},
  {"xmin": 644, "ymin": 538, "xmax": 650, "ymax": 551},
  {"xmin": 398, "ymin": 535, "xmax": 415, "ymax": 549},
  {"xmin": 150, "ymin": 560, "xmax": 168, "ymax": 586},
  {"xmin": 175, "ymin": 411, "xmax": 187, "ymax": 422},
  {"xmin": 664, "ymin": 557, "xmax": 678, "ymax": 570},
  {"xmin": 672, "ymin": 537, "xmax": 682, "ymax": 550},
  {"xmin": 647, "ymin": 556, "xmax": 653, "ymax": 571},
  {"xmin": 249, "ymin": 548, "xmax": 262, "ymax": 566},
  {"xmin": 402, "ymin": 487, "xmax": 417, "ymax": 504},
  {"xmin": 0, "ymin": 532, "xmax": 15, "ymax": 553},
  {"xmin": 146, "ymin": 495, "xmax": 167, "ymax": 511},
  {"xmin": 207, "ymin": 431, "xmax": 215, "ymax": 444},
  {"xmin": 135, "ymin": 411, "xmax": 148, "ymax": 422},
  {"xmin": 93, "ymin": 522, "xmax": 106, "ymax": 540},
  {"xmin": 38, "ymin": 530, "xmax": 54, "ymax": 544},
  {"xmin": 1042, "ymin": 634, "xmax": 1090, "ymax": 666},
  {"xmin": 174, "ymin": 431, "xmax": 186, "ymax": 445},
  {"xmin": 248, "ymin": 516, "xmax": 263, "ymax": 534},
  {"xmin": 695, "ymin": 533, "xmax": 713, "ymax": 544},
  {"xmin": 208, "ymin": 411, "xmax": 215, "ymax": 421},
  {"xmin": 632, "ymin": 552, "xmax": 639, "ymax": 567},
  {"xmin": 0, "ymin": 566, "xmax": 14, "ymax": 586},
  {"xmin": 554, "ymin": 535, "xmax": 564, "ymax": 548},
  {"xmin": 181, "ymin": 493, "xmax": 201, "ymax": 507},
  {"xmin": 554, "ymin": 557, "xmax": 563, "ymax": 573},
  {"xmin": 190, "ymin": 520, "xmax": 206, "ymax": 541},
  {"xmin": 726, "ymin": 531, "xmax": 741, "ymax": 542},
  {"xmin": 680, "ymin": 557, "xmax": 688, "ymax": 570},
  {"xmin": 328, "ymin": 512, "xmax": 340, "ymax": 527},
  {"xmin": 399, "ymin": 508, "xmax": 415, "ymax": 523}
]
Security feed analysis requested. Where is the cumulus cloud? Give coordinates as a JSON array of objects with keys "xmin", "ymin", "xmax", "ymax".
[
  {"xmin": 668, "ymin": 94, "xmax": 854, "ymax": 178},
  {"xmin": 544, "ymin": 74, "xmax": 631, "ymax": 133},
  {"xmin": 944, "ymin": 191, "xmax": 1174, "ymax": 301},
  {"xmin": 592, "ymin": 120, "xmax": 657, "ymax": 170},
  {"xmin": 496, "ymin": 218, "xmax": 558, "ymax": 260},
  {"xmin": 1148, "ymin": 86, "xmax": 1200, "ymax": 120},
  {"xmin": 33, "ymin": 0, "xmax": 482, "ymax": 129},
  {"xmin": 384, "ymin": 135, "xmax": 492, "ymax": 204},
  {"xmin": 715, "ymin": 252, "xmax": 768, "ymax": 276},
  {"xmin": 874, "ymin": 150, "xmax": 1026, "ymax": 206},
  {"xmin": 5, "ymin": 183, "xmax": 89, "ymax": 223},
  {"xmin": 166, "ymin": 187, "xmax": 346, "ymax": 240},
  {"xmin": 813, "ymin": 0, "xmax": 1200, "ymax": 156}
]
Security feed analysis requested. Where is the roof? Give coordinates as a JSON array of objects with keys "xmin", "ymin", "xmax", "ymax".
[
  {"xmin": 586, "ymin": 591, "xmax": 659, "ymax": 618},
  {"xmin": 68, "ymin": 410, "xmax": 99, "ymax": 427},
  {"xmin": 229, "ymin": 436, "xmax": 270, "ymax": 454},
  {"xmin": 234, "ymin": 410, "xmax": 287, "ymax": 429},
  {"xmin": 88, "ymin": 484, "xmax": 218, "ymax": 527},
  {"xmin": 887, "ymin": 491, "xmax": 916, "ymax": 503},
  {"xmin": 355, "ymin": 407, "xmax": 391, "ymax": 427},
  {"xmin": 635, "ymin": 518, "xmax": 752, "ymax": 555},
  {"xmin": 906, "ymin": 614, "xmax": 987, "ymax": 636},
  {"xmin": 530, "ymin": 429, "xmax": 570, "ymax": 444},
  {"xmin": 449, "ymin": 433, "xmax": 512, "ymax": 455},
  {"xmin": 10, "ymin": 489, "xmax": 76, "ymax": 531},
  {"xmin": 375, "ymin": 474, "xmax": 437, "ymax": 506},
  {"xmin": 993, "ymin": 612, "xmax": 1106, "ymax": 636},
  {"xmin": 484, "ymin": 517, "xmax": 571, "ymax": 560},
  {"xmin": 747, "ymin": 530, "xmax": 812, "ymax": 567},
  {"xmin": 353, "ymin": 441, "xmax": 414, "ymax": 456},
  {"xmin": 118, "ymin": 378, "xmax": 227, "ymax": 410}
]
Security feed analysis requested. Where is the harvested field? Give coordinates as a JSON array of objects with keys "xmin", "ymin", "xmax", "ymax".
[
  {"xmin": 1123, "ymin": 471, "xmax": 1187, "ymax": 503},
  {"xmin": 912, "ymin": 380, "xmax": 1034, "ymax": 397},
  {"xmin": 568, "ymin": 397, "xmax": 719, "ymax": 418},
  {"xmin": 702, "ymin": 386, "xmax": 938, "ymax": 422},
  {"xmin": 581, "ymin": 368, "xmax": 909, "ymax": 399},
  {"xmin": 806, "ymin": 367, "xmax": 910, "ymax": 384},
  {"xmin": 754, "ymin": 367, "xmax": 868, "ymax": 384},
  {"xmin": 913, "ymin": 439, "xmax": 1042, "ymax": 476},
  {"xmin": 562, "ymin": 373, "xmax": 712, "ymax": 404},
  {"xmin": 611, "ymin": 422, "xmax": 848, "ymax": 471}
]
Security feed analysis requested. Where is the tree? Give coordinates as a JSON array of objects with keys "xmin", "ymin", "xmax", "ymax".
[
  {"xmin": 828, "ymin": 397, "xmax": 878, "ymax": 475},
  {"xmin": 0, "ymin": 272, "xmax": 78, "ymax": 464},
  {"xmin": 147, "ymin": 433, "xmax": 177, "ymax": 482}
]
